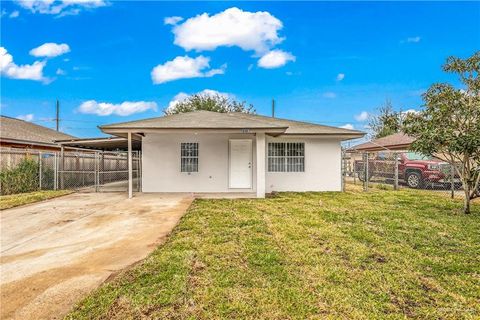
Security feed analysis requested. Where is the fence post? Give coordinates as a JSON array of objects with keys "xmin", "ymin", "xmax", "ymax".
[
  {"xmin": 353, "ymin": 154, "xmax": 357, "ymax": 185},
  {"xmin": 60, "ymin": 146, "xmax": 65, "ymax": 189},
  {"xmin": 341, "ymin": 149, "xmax": 345, "ymax": 192},
  {"xmin": 364, "ymin": 152, "xmax": 369, "ymax": 192},
  {"xmin": 95, "ymin": 152, "xmax": 99, "ymax": 192},
  {"xmin": 394, "ymin": 152, "xmax": 399, "ymax": 191},
  {"xmin": 54, "ymin": 153, "xmax": 58, "ymax": 190},
  {"xmin": 39, "ymin": 152, "xmax": 42, "ymax": 190},
  {"xmin": 451, "ymin": 163, "xmax": 455, "ymax": 199}
]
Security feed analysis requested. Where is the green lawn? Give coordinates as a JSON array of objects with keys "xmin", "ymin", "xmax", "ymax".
[
  {"xmin": 67, "ymin": 185, "xmax": 479, "ymax": 319},
  {"xmin": 0, "ymin": 190, "xmax": 73, "ymax": 210}
]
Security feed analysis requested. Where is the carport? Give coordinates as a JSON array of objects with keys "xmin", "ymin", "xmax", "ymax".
[{"xmin": 55, "ymin": 136, "xmax": 142, "ymax": 194}]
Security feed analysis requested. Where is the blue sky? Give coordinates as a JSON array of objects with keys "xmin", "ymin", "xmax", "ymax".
[{"xmin": 1, "ymin": 1, "xmax": 479, "ymax": 143}]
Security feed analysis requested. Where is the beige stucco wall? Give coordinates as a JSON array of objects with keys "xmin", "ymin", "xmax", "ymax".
[{"xmin": 142, "ymin": 133, "xmax": 342, "ymax": 193}]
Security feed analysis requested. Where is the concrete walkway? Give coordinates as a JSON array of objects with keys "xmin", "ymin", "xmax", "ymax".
[{"xmin": 0, "ymin": 192, "xmax": 193, "ymax": 320}]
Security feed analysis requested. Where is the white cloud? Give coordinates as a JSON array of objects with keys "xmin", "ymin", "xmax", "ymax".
[
  {"xmin": 402, "ymin": 109, "xmax": 419, "ymax": 115},
  {"xmin": 257, "ymin": 50, "xmax": 295, "ymax": 69},
  {"xmin": 322, "ymin": 92, "xmax": 337, "ymax": 99},
  {"xmin": 30, "ymin": 43, "xmax": 70, "ymax": 58},
  {"xmin": 166, "ymin": 89, "xmax": 229, "ymax": 112},
  {"xmin": 56, "ymin": 68, "xmax": 66, "ymax": 75},
  {"xmin": 336, "ymin": 73, "xmax": 345, "ymax": 81},
  {"xmin": 14, "ymin": 0, "xmax": 107, "ymax": 16},
  {"xmin": 151, "ymin": 55, "xmax": 225, "ymax": 84},
  {"xmin": 402, "ymin": 36, "xmax": 421, "ymax": 43},
  {"xmin": 354, "ymin": 111, "xmax": 369, "ymax": 122},
  {"xmin": 9, "ymin": 10, "xmax": 20, "ymax": 18},
  {"xmin": 340, "ymin": 124, "xmax": 354, "ymax": 130},
  {"xmin": 0, "ymin": 47, "xmax": 48, "ymax": 82},
  {"xmin": 172, "ymin": 7, "xmax": 284, "ymax": 54},
  {"xmin": 1, "ymin": 9, "xmax": 6, "ymax": 17},
  {"xmin": 77, "ymin": 100, "xmax": 158, "ymax": 116},
  {"xmin": 16, "ymin": 114, "xmax": 34, "ymax": 122},
  {"xmin": 164, "ymin": 16, "xmax": 183, "ymax": 25}
]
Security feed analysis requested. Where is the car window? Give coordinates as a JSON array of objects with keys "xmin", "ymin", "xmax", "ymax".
[{"xmin": 405, "ymin": 152, "xmax": 433, "ymax": 160}]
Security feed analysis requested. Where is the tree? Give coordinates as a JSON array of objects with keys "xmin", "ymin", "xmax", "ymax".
[
  {"xmin": 403, "ymin": 52, "xmax": 480, "ymax": 214},
  {"xmin": 164, "ymin": 92, "xmax": 255, "ymax": 115},
  {"xmin": 368, "ymin": 100, "xmax": 403, "ymax": 139}
]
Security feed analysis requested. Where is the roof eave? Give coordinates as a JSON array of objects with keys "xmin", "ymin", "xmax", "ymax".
[
  {"xmin": 100, "ymin": 127, "xmax": 289, "ymax": 135},
  {"xmin": 0, "ymin": 137, "xmax": 58, "ymax": 147}
]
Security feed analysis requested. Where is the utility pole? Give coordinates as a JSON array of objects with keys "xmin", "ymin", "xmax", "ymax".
[
  {"xmin": 271, "ymin": 98, "xmax": 275, "ymax": 118},
  {"xmin": 55, "ymin": 99, "xmax": 60, "ymax": 131}
]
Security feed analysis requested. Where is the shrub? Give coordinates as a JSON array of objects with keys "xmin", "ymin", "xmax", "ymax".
[{"xmin": 0, "ymin": 158, "xmax": 39, "ymax": 195}]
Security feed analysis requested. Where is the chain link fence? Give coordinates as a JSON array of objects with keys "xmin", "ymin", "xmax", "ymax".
[
  {"xmin": 0, "ymin": 147, "xmax": 141, "ymax": 195},
  {"xmin": 342, "ymin": 149, "xmax": 464, "ymax": 199}
]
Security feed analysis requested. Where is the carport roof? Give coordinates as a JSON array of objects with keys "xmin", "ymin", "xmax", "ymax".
[
  {"xmin": 55, "ymin": 136, "xmax": 142, "ymax": 151},
  {"xmin": 100, "ymin": 110, "xmax": 365, "ymax": 137}
]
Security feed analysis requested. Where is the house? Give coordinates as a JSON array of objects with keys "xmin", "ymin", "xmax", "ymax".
[
  {"xmin": 349, "ymin": 132, "xmax": 415, "ymax": 152},
  {"xmin": 0, "ymin": 115, "xmax": 76, "ymax": 151},
  {"xmin": 100, "ymin": 111, "xmax": 365, "ymax": 198}
]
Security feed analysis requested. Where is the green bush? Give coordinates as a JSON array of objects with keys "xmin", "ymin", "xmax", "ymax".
[{"xmin": 0, "ymin": 158, "xmax": 39, "ymax": 195}]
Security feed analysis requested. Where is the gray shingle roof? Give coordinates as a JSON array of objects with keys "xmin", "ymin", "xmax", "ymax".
[
  {"xmin": 101, "ymin": 111, "xmax": 364, "ymax": 136},
  {"xmin": 0, "ymin": 116, "xmax": 76, "ymax": 145},
  {"xmin": 350, "ymin": 133, "xmax": 415, "ymax": 151}
]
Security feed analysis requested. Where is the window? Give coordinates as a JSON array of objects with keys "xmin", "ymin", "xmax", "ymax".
[
  {"xmin": 268, "ymin": 142, "xmax": 305, "ymax": 172},
  {"xmin": 181, "ymin": 143, "xmax": 198, "ymax": 172},
  {"xmin": 405, "ymin": 152, "xmax": 433, "ymax": 161}
]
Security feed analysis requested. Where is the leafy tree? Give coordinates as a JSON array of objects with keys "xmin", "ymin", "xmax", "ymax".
[
  {"xmin": 403, "ymin": 52, "xmax": 480, "ymax": 214},
  {"xmin": 164, "ymin": 92, "xmax": 255, "ymax": 115},
  {"xmin": 368, "ymin": 100, "xmax": 403, "ymax": 139}
]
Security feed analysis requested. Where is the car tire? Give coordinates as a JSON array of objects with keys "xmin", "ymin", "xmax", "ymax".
[{"xmin": 406, "ymin": 171, "xmax": 423, "ymax": 189}]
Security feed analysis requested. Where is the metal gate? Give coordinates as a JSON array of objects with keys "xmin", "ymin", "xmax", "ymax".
[
  {"xmin": 97, "ymin": 151, "xmax": 141, "ymax": 192},
  {"xmin": 57, "ymin": 150, "xmax": 141, "ymax": 192}
]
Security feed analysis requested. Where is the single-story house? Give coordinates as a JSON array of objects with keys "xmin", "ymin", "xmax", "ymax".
[
  {"xmin": 348, "ymin": 132, "xmax": 415, "ymax": 152},
  {"xmin": 0, "ymin": 115, "xmax": 76, "ymax": 151},
  {"xmin": 100, "ymin": 111, "xmax": 364, "ymax": 198}
]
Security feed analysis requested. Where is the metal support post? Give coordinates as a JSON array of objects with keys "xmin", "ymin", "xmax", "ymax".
[
  {"xmin": 39, "ymin": 152, "xmax": 42, "ymax": 190},
  {"xmin": 451, "ymin": 163, "xmax": 455, "ymax": 199},
  {"xmin": 394, "ymin": 152, "xmax": 399, "ymax": 191}
]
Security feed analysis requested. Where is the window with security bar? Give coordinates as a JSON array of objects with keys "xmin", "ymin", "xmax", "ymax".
[
  {"xmin": 268, "ymin": 142, "xmax": 305, "ymax": 172},
  {"xmin": 181, "ymin": 143, "xmax": 199, "ymax": 172}
]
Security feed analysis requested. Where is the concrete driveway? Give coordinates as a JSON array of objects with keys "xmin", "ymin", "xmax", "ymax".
[{"xmin": 0, "ymin": 192, "xmax": 193, "ymax": 320}]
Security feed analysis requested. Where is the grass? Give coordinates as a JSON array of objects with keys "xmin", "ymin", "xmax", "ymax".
[
  {"xmin": 0, "ymin": 190, "xmax": 73, "ymax": 210},
  {"xmin": 67, "ymin": 185, "xmax": 479, "ymax": 319}
]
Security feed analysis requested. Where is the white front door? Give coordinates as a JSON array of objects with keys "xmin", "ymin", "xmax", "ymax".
[{"xmin": 229, "ymin": 139, "xmax": 252, "ymax": 189}]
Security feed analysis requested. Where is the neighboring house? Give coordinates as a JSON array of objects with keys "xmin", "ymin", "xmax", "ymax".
[
  {"xmin": 100, "ymin": 111, "xmax": 364, "ymax": 198},
  {"xmin": 0, "ymin": 115, "xmax": 76, "ymax": 151},
  {"xmin": 349, "ymin": 132, "xmax": 415, "ymax": 152}
]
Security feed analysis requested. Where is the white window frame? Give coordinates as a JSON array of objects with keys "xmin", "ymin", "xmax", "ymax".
[
  {"xmin": 180, "ymin": 142, "xmax": 199, "ymax": 173},
  {"xmin": 268, "ymin": 142, "xmax": 305, "ymax": 172}
]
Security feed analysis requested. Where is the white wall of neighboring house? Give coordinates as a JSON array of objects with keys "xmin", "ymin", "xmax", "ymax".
[{"xmin": 142, "ymin": 133, "xmax": 342, "ymax": 193}]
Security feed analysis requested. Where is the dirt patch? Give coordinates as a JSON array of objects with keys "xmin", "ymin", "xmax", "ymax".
[{"xmin": 0, "ymin": 192, "xmax": 193, "ymax": 320}]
